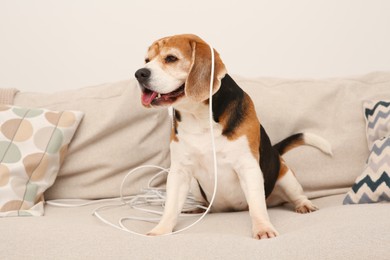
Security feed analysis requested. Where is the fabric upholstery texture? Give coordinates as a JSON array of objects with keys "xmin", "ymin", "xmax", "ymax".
[
  {"xmin": 0, "ymin": 195, "xmax": 388, "ymax": 259},
  {"xmin": 0, "ymin": 88, "xmax": 18, "ymax": 105}
]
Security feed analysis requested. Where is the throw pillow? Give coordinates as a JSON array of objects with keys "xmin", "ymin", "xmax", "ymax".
[
  {"xmin": 343, "ymin": 100, "xmax": 390, "ymax": 204},
  {"xmin": 0, "ymin": 105, "xmax": 83, "ymax": 216},
  {"xmin": 364, "ymin": 100, "xmax": 390, "ymax": 150},
  {"xmin": 343, "ymin": 136, "xmax": 390, "ymax": 204}
]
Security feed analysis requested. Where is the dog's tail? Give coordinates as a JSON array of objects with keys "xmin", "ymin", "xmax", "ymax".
[{"xmin": 273, "ymin": 133, "xmax": 333, "ymax": 156}]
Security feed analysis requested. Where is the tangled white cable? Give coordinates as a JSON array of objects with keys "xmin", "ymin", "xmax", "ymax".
[{"xmin": 91, "ymin": 44, "xmax": 218, "ymax": 237}]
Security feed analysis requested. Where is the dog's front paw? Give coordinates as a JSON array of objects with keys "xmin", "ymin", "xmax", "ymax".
[
  {"xmin": 252, "ymin": 222, "xmax": 279, "ymax": 240},
  {"xmin": 147, "ymin": 226, "xmax": 173, "ymax": 236},
  {"xmin": 295, "ymin": 200, "xmax": 319, "ymax": 214}
]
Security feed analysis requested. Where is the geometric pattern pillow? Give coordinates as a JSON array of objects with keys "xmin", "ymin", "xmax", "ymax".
[
  {"xmin": 343, "ymin": 136, "xmax": 390, "ymax": 204},
  {"xmin": 364, "ymin": 100, "xmax": 390, "ymax": 150},
  {"xmin": 0, "ymin": 105, "xmax": 83, "ymax": 216},
  {"xmin": 343, "ymin": 100, "xmax": 390, "ymax": 204}
]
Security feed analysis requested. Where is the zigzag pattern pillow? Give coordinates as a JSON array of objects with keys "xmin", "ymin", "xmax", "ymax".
[
  {"xmin": 344, "ymin": 100, "xmax": 390, "ymax": 204},
  {"xmin": 365, "ymin": 100, "xmax": 390, "ymax": 150}
]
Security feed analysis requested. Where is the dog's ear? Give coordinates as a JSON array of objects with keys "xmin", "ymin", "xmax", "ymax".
[{"xmin": 185, "ymin": 41, "xmax": 226, "ymax": 102}]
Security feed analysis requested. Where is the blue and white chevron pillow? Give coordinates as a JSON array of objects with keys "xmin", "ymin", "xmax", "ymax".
[
  {"xmin": 364, "ymin": 100, "xmax": 390, "ymax": 150},
  {"xmin": 344, "ymin": 100, "xmax": 390, "ymax": 204}
]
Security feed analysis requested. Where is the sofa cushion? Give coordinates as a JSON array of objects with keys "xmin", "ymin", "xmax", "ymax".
[
  {"xmin": 344, "ymin": 100, "xmax": 390, "ymax": 204},
  {"xmin": 0, "ymin": 88, "xmax": 18, "ymax": 105},
  {"xmin": 0, "ymin": 105, "xmax": 83, "ymax": 216},
  {"xmin": 0, "ymin": 194, "xmax": 388, "ymax": 259},
  {"xmin": 14, "ymin": 80, "xmax": 171, "ymax": 200}
]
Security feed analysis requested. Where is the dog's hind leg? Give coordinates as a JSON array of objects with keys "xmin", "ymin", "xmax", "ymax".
[{"xmin": 268, "ymin": 161, "xmax": 318, "ymax": 213}]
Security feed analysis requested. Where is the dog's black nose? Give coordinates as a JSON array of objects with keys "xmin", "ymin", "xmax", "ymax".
[{"xmin": 135, "ymin": 68, "xmax": 151, "ymax": 82}]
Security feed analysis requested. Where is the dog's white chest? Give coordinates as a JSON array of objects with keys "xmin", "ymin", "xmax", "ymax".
[{"xmin": 172, "ymin": 117, "xmax": 251, "ymax": 212}]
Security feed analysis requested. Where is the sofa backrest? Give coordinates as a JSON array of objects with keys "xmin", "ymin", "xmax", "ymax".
[
  {"xmin": 238, "ymin": 71, "xmax": 390, "ymax": 198},
  {"xmin": 13, "ymin": 72, "xmax": 390, "ymax": 200},
  {"xmin": 14, "ymin": 80, "xmax": 171, "ymax": 200}
]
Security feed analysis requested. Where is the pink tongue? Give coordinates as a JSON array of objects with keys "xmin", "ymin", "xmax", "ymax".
[{"xmin": 142, "ymin": 91, "xmax": 158, "ymax": 106}]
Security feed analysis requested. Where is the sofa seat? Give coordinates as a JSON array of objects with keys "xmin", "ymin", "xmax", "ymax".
[{"xmin": 1, "ymin": 194, "xmax": 388, "ymax": 259}]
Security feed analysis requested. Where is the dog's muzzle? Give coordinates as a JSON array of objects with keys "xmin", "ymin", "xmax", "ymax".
[
  {"xmin": 135, "ymin": 68, "xmax": 151, "ymax": 84},
  {"xmin": 135, "ymin": 68, "xmax": 185, "ymax": 106}
]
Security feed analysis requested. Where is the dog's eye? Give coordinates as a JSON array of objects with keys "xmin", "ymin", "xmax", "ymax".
[
  {"xmin": 165, "ymin": 55, "xmax": 178, "ymax": 63},
  {"xmin": 145, "ymin": 58, "xmax": 150, "ymax": 63}
]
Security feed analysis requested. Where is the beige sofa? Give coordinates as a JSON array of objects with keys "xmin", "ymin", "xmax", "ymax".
[{"xmin": 1, "ymin": 72, "xmax": 390, "ymax": 259}]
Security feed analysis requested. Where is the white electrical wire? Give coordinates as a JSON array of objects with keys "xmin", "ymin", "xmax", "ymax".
[{"xmin": 48, "ymin": 44, "xmax": 217, "ymax": 237}]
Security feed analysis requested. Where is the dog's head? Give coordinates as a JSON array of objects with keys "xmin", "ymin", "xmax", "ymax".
[{"xmin": 135, "ymin": 34, "xmax": 226, "ymax": 107}]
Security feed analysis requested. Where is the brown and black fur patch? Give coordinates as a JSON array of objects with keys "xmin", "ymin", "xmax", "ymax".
[
  {"xmin": 273, "ymin": 133, "xmax": 304, "ymax": 155},
  {"xmin": 171, "ymin": 109, "xmax": 181, "ymax": 142},
  {"xmin": 211, "ymin": 74, "xmax": 260, "ymax": 158},
  {"xmin": 277, "ymin": 158, "xmax": 289, "ymax": 180},
  {"xmin": 212, "ymin": 74, "xmax": 280, "ymax": 197},
  {"xmin": 211, "ymin": 74, "xmax": 245, "ymax": 137},
  {"xmin": 259, "ymin": 125, "xmax": 281, "ymax": 197}
]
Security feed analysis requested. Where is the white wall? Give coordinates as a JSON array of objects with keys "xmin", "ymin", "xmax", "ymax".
[{"xmin": 1, "ymin": 0, "xmax": 389, "ymax": 92}]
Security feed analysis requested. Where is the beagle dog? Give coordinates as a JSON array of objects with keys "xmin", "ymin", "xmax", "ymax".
[{"xmin": 135, "ymin": 34, "xmax": 332, "ymax": 239}]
